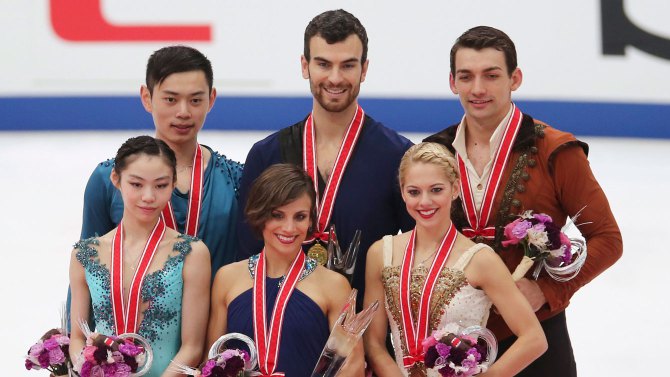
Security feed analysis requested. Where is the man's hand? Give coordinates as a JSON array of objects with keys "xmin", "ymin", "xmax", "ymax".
[{"xmin": 515, "ymin": 278, "xmax": 547, "ymax": 312}]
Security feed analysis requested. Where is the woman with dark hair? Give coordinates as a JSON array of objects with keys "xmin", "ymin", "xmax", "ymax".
[
  {"xmin": 207, "ymin": 163, "xmax": 363, "ymax": 376},
  {"xmin": 69, "ymin": 136, "xmax": 211, "ymax": 377}
]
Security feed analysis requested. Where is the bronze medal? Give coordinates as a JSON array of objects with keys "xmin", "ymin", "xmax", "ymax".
[{"xmin": 308, "ymin": 242, "xmax": 328, "ymax": 265}]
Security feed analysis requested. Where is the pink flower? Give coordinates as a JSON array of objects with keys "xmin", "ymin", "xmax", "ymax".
[
  {"xmin": 422, "ymin": 335, "xmax": 438, "ymax": 352},
  {"xmin": 29, "ymin": 342, "xmax": 45, "ymax": 358},
  {"xmin": 83, "ymin": 346, "xmax": 98, "ymax": 363},
  {"xmin": 48, "ymin": 347, "xmax": 66, "ymax": 364},
  {"xmin": 43, "ymin": 338, "xmax": 60, "ymax": 351},
  {"xmin": 89, "ymin": 364, "xmax": 105, "ymax": 377},
  {"xmin": 533, "ymin": 213, "xmax": 553, "ymax": 223},
  {"xmin": 502, "ymin": 219, "xmax": 531, "ymax": 246},
  {"xmin": 201, "ymin": 359, "xmax": 217, "ymax": 376},
  {"xmin": 114, "ymin": 363, "xmax": 131, "ymax": 377}
]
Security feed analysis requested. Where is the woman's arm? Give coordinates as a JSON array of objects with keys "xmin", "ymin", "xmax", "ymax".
[
  {"xmin": 468, "ymin": 248, "xmax": 548, "ymax": 377},
  {"xmin": 323, "ymin": 270, "xmax": 364, "ymax": 377},
  {"xmin": 205, "ymin": 265, "xmax": 232, "ymax": 358},
  {"xmin": 68, "ymin": 247, "xmax": 91, "ymax": 362},
  {"xmin": 362, "ymin": 240, "xmax": 404, "ymax": 377},
  {"xmin": 162, "ymin": 241, "xmax": 211, "ymax": 377}
]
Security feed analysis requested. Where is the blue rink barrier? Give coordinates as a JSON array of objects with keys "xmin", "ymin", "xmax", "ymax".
[{"xmin": 1, "ymin": 96, "xmax": 668, "ymax": 138}]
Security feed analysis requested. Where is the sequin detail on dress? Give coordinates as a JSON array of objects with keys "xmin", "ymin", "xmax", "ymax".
[{"xmin": 248, "ymin": 253, "xmax": 318, "ymax": 286}]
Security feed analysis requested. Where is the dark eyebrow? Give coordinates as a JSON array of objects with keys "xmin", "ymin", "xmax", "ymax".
[
  {"xmin": 455, "ymin": 66, "xmax": 503, "ymax": 74},
  {"xmin": 160, "ymin": 90, "xmax": 206, "ymax": 97},
  {"xmin": 128, "ymin": 174, "xmax": 171, "ymax": 181}
]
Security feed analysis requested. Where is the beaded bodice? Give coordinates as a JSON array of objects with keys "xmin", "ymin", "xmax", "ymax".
[{"xmin": 75, "ymin": 234, "xmax": 197, "ymax": 377}]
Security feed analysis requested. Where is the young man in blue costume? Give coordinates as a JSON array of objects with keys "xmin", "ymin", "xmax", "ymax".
[
  {"xmin": 81, "ymin": 45, "xmax": 243, "ymax": 272},
  {"xmin": 236, "ymin": 9, "xmax": 414, "ymax": 301},
  {"xmin": 424, "ymin": 26, "xmax": 623, "ymax": 376}
]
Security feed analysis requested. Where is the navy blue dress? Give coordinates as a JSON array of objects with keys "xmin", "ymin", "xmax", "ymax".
[{"xmin": 227, "ymin": 276, "xmax": 330, "ymax": 376}]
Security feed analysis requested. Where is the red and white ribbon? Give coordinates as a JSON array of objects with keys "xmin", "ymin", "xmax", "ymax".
[
  {"xmin": 457, "ymin": 104, "xmax": 522, "ymax": 240},
  {"xmin": 110, "ymin": 217, "xmax": 166, "ymax": 334},
  {"xmin": 162, "ymin": 144, "xmax": 204, "ymax": 236},
  {"xmin": 399, "ymin": 224, "xmax": 457, "ymax": 368},
  {"xmin": 303, "ymin": 106, "xmax": 364, "ymax": 243},
  {"xmin": 253, "ymin": 250, "xmax": 306, "ymax": 376}
]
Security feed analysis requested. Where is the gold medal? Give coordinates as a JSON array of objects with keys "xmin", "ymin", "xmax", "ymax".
[{"xmin": 307, "ymin": 242, "xmax": 328, "ymax": 266}]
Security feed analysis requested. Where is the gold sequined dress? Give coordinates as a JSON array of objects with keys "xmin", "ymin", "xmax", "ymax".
[{"xmin": 381, "ymin": 236, "xmax": 493, "ymax": 377}]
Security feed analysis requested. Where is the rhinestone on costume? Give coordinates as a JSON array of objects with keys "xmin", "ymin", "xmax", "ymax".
[
  {"xmin": 516, "ymin": 184, "xmax": 526, "ymax": 193},
  {"xmin": 512, "ymin": 199, "xmax": 521, "ymax": 207}
]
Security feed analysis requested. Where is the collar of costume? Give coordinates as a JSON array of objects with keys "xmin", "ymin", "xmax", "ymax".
[
  {"xmin": 399, "ymin": 223, "xmax": 457, "ymax": 368},
  {"xmin": 456, "ymin": 104, "xmax": 522, "ymax": 240},
  {"xmin": 302, "ymin": 105, "xmax": 365, "ymax": 243},
  {"xmin": 162, "ymin": 144, "xmax": 204, "ymax": 236},
  {"xmin": 252, "ymin": 249, "xmax": 306, "ymax": 376},
  {"xmin": 111, "ymin": 217, "xmax": 166, "ymax": 334}
]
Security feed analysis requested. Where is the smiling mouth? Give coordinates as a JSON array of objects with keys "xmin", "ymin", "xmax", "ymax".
[
  {"xmin": 418, "ymin": 209, "xmax": 437, "ymax": 218},
  {"xmin": 276, "ymin": 234, "xmax": 297, "ymax": 244},
  {"xmin": 324, "ymin": 87, "xmax": 346, "ymax": 95}
]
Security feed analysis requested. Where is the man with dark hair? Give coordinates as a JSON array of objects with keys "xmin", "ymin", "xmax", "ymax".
[
  {"xmin": 236, "ymin": 9, "xmax": 414, "ymax": 300},
  {"xmin": 81, "ymin": 45, "xmax": 242, "ymax": 271},
  {"xmin": 425, "ymin": 26, "xmax": 623, "ymax": 376}
]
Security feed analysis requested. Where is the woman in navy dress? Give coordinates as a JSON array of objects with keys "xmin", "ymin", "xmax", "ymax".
[{"xmin": 207, "ymin": 164, "xmax": 363, "ymax": 376}]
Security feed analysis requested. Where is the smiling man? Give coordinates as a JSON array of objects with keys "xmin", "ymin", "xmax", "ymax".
[
  {"xmin": 424, "ymin": 26, "xmax": 622, "ymax": 376},
  {"xmin": 81, "ymin": 46, "xmax": 243, "ymax": 271},
  {"xmin": 236, "ymin": 9, "xmax": 414, "ymax": 300}
]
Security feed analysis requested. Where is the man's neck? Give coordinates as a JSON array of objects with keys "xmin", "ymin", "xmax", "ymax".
[
  {"xmin": 160, "ymin": 138, "xmax": 198, "ymax": 166},
  {"xmin": 463, "ymin": 116, "xmax": 498, "ymax": 148},
  {"xmin": 311, "ymin": 102, "xmax": 359, "ymax": 142}
]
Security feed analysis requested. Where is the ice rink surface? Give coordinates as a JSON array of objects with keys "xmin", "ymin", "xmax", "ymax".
[{"xmin": 2, "ymin": 130, "xmax": 666, "ymax": 375}]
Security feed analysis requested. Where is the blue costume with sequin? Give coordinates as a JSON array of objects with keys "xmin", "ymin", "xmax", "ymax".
[
  {"xmin": 226, "ymin": 254, "xmax": 329, "ymax": 377},
  {"xmin": 81, "ymin": 145, "xmax": 242, "ymax": 271},
  {"xmin": 75, "ymin": 235, "xmax": 197, "ymax": 377}
]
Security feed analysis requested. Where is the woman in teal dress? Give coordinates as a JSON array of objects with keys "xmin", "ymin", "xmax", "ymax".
[{"xmin": 69, "ymin": 136, "xmax": 211, "ymax": 376}]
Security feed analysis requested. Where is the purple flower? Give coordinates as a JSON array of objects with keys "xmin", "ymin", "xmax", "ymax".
[
  {"xmin": 80, "ymin": 362, "xmax": 92, "ymax": 377},
  {"xmin": 533, "ymin": 213, "xmax": 553, "ymax": 223},
  {"xmin": 102, "ymin": 363, "xmax": 117, "ymax": 376},
  {"xmin": 48, "ymin": 347, "xmax": 66, "ymax": 364},
  {"xmin": 119, "ymin": 341, "xmax": 142, "ymax": 357},
  {"xmin": 222, "ymin": 355, "xmax": 245, "ymax": 375},
  {"xmin": 114, "ymin": 363, "xmax": 131, "ymax": 377},
  {"xmin": 43, "ymin": 338, "xmax": 60, "ymax": 351},
  {"xmin": 29, "ymin": 342, "xmax": 45, "ymax": 358},
  {"xmin": 435, "ymin": 343, "xmax": 451, "ymax": 357},
  {"xmin": 423, "ymin": 346, "xmax": 439, "ymax": 368},
  {"xmin": 89, "ymin": 364, "xmax": 105, "ymax": 377},
  {"xmin": 24, "ymin": 359, "xmax": 34, "ymax": 370},
  {"xmin": 201, "ymin": 359, "xmax": 217, "ymax": 376},
  {"xmin": 38, "ymin": 350, "xmax": 51, "ymax": 368},
  {"xmin": 502, "ymin": 219, "xmax": 531, "ymax": 246}
]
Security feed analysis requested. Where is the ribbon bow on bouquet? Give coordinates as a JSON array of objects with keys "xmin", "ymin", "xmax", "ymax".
[
  {"xmin": 502, "ymin": 208, "xmax": 588, "ymax": 282},
  {"xmin": 324, "ymin": 225, "xmax": 361, "ymax": 285},
  {"xmin": 311, "ymin": 289, "xmax": 379, "ymax": 377}
]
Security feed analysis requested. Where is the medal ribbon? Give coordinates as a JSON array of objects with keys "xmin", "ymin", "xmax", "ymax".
[
  {"xmin": 253, "ymin": 249, "xmax": 306, "ymax": 376},
  {"xmin": 110, "ymin": 217, "xmax": 166, "ymax": 334},
  {"xmin": 399, "ymin": 224, "xmax": 457, "ymax": 368},
  {"xmin": 456, "ymin": 104, "xmax": 522, "ymax": 240},
  {"xmin": 303, "ymin": 105, "xmax": 364, "ymax": 243},
  {"xmin": 162, "ymin": 144, "xmax": 204, "ymax": 236}
]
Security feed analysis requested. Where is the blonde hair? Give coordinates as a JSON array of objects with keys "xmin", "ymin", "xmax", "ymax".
[{"xmin": 398, "ymin": 142, "xmax": 459, "ymax": 187}]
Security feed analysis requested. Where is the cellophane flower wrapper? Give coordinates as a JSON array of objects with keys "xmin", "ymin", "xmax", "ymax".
[{"xmin": 25, "ymin": 329, "xmax": 71, "ymax": 376}]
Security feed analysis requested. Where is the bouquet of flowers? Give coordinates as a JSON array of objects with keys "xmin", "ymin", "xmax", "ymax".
[
  {"xmin": 73, "ymin": 320, "xmax": 153, "ymax": 377},
  {"xmin": 25, "ymin": 329, "xmax": 71, "ymax": 376},
  {"xmin": 169, "ymin": 333, "xmax": 257, "ymax": 377},
  {"xmin": 422, "ymin": 324, "xmax": 497, "ymax": 377},
  {"xmin": 502, "ymin": 210, "xmax": 587, "ymax": 281}
]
